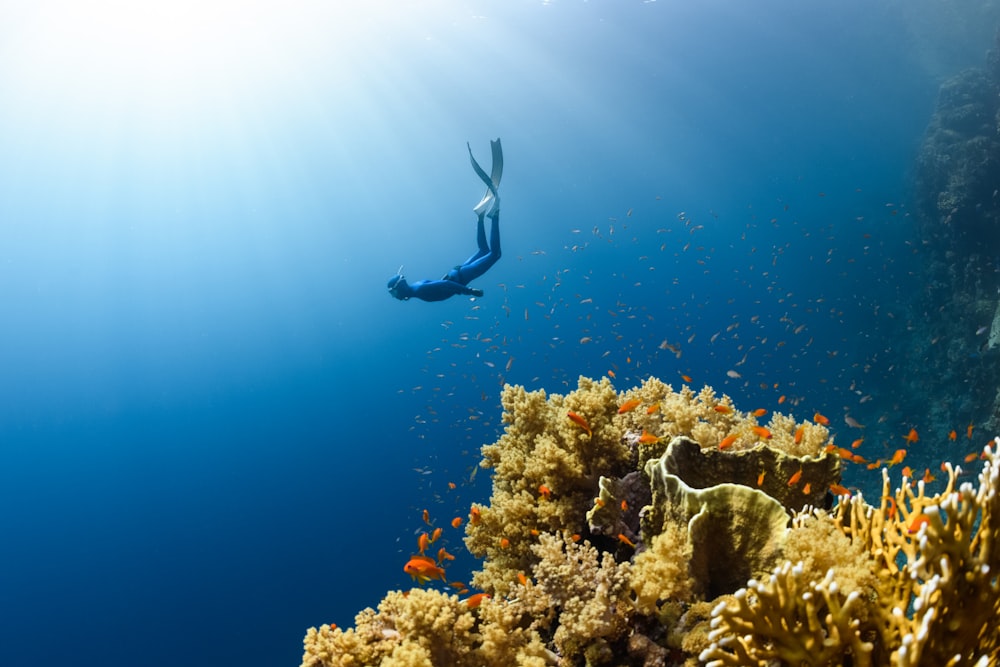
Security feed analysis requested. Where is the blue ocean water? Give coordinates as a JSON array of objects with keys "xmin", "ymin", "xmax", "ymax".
[{"xmin": 0, "ymin": 1, "xmax": 997, "ymax": 665}]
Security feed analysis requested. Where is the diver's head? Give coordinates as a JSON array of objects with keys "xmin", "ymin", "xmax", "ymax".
[{"xmin": 387, "ymin": 274, "xmax": 408, "ymax": 300}]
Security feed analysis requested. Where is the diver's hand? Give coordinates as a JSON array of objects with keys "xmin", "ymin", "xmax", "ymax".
[{"xmin": 470, "ymin": 288, "xmax": 484, "ymax": 298}]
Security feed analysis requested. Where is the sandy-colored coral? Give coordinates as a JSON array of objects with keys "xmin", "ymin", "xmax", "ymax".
[{"xmin": 302, "ymin": 376, "xmax": 1000, "ymax": 667}]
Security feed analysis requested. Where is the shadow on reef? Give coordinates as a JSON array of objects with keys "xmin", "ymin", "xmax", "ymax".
[{"xmin": 903, "ymin": 30, "xmax": 1000, "ymax": 435}]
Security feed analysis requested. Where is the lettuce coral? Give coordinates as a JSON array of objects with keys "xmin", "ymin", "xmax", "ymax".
[{"xmin": 300, "ymin": 376, "xmax": 1000, "ymax": 667}]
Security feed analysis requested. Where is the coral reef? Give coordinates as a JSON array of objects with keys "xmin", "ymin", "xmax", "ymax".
[{"xmin": 301, "ymin": 376, "xmax": 1000, "ymax": 666}]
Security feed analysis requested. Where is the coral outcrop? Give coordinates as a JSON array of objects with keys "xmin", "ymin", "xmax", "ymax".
[{"xmin": 301, "ymin": 376, "xmax": 1000, "ymax": 666}]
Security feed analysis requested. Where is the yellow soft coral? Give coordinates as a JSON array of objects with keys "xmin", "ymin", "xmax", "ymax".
[
  {"xmin": 468, "ymin": 377, "xmax": 634, "ymax": 595},
  {"xmin": 630, "ymin": 522, "xmax": 695, "ymax": 613},
  {"xmin": 529, "ymin": 533, "xmax": 633, "ymax": 659}
]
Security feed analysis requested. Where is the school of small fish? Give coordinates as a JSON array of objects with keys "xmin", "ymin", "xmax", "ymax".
[{"xmin": 388, "ymin": 194, "xmax": 993, "ymax": 613}]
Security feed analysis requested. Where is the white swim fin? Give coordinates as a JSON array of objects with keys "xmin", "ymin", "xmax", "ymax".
[{"xmin": 469, "ymin": 138, "xmax": 503, "ymax": 216}]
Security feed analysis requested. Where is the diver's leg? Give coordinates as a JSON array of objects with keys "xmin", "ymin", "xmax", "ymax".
[
  {"xmin": 461, "ymin": 214, "xmax": 489, "ymax": 266},
  {"xmin": 455, "ymin": 212, "xmax": 501, "ymax": 284},
  {"xmin": 477, "ymin": 212, "xmax": 489, "ymax": 253},
  {"xmin": 488, "ymin": 209, "xmax": 500, "ymax": 255},
  {"xmin": 450, "ymin": 215, "xmax": 489, "ymax": 284}
]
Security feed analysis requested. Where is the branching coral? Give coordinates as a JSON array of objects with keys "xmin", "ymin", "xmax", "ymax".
[
  {"xmin": 700, "ymin": 562, "xmax": 875, "ymax": 667},
  {"xmin": 835, "ymin": 443, "xmax": 1000, "ymax": 665},
  {"xmin": 701, "ymin": 440, "xmax": 1000, "ymax": 667}
]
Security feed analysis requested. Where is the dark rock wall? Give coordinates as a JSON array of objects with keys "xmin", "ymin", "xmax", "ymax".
[{"xmin": 907, "ymin": 32, "xmax": 1000, "ymax": 437}]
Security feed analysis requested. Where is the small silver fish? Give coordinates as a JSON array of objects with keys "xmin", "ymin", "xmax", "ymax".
[{"xmin": 975, "ymin": 325, "xmax": 988, "ymax": 336}]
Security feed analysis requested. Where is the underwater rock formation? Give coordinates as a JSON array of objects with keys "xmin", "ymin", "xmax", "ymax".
[
  {"xmin": 909, "ymin": 33, "xmax": 1000, "ymax": 435},
  {"xmin": 300, "ymin": 376, "xmax": 1000, "ymax": 666}
]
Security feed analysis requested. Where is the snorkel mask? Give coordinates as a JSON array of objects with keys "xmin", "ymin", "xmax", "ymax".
[{"xmin": 387, "ymin": 266, "xmax": 406, "ymax": 299}]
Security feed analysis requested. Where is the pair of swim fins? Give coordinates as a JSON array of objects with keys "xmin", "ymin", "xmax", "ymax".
[{"xmin": 468, "ymin": 138, "xmax": 502, "ymax": 217}]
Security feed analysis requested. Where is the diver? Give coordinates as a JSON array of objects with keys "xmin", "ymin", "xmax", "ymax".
[{"xmin": 387, "ymin": 139, "xmax": 503, "ymax": 302}]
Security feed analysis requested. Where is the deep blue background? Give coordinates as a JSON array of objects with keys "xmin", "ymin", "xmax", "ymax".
[{"xmin": 0, "ymin": 1, "xmax": 997, "ymax": 665}]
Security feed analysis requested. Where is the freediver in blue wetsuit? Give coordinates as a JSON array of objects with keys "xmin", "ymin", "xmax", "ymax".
[{"xmin": 387, "ymin": 139, "xmax": 503, "ymax": 302}]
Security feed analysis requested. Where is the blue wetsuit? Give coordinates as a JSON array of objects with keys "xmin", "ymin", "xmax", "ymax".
[
  {"xmin": 387, "ymin": 210, "xmax": 500, "ymax": 302},
  {"xmin": 388, "ymin": 138, "xmax": 502, "ymax": 302}
]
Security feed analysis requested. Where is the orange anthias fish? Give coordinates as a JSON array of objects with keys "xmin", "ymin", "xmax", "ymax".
[
  {"xmin": 888, "ymin": 449, "xmax": 907, "ymax": 467},
  {"xmin": 404, "ymin": 555, "xmax": 447, "ymax": 584},
  {"xmin": 883, "ymin": 496, "xmax": 897, "ymax": 520},
  {"xmin": 752, "ymin": 426, "xmax": 772, "ymax": 440},
  {"xmin": 948, "ymin": 430, "xmax": 958, "ymax": 441},
  {"xmin": 813, "ymin": 412, "xmax": 830, "ymax": 426},
  {"xmin": 787, "ymin": 469, "xmax": 803, "ymax": 487},
  {"xmin": 794, "ymin": 425, "xmax": 805, "ymax": 445},
  {"xmin": 617, "ymin": 533, "xmax": 636, "ymax": 548},
  {"xmin": 967, "ymin": 423, "xmax": 975, "ymax": 439},
  {"xmin": 618, "ymin": 399, "xmax": 642, "ymax": 414},
  {"xmin": 567, "ymin": 411, "xmax": 592, "ymax": 437},
  {"xmin": 713, "ymin": 405, "xmax": 733, "ymax": 414},
  {"xmin": 637, "ymin": 430, "xmax": 661, "ymax": 445},
  {"xmin": 908, "ymin": 514, "xmax": 930, "ymax": 534},
  {"xmin": 646, "ymin": 403, "xmax": 661, "ymax": 414},
  {"xmin": 465, "ymin": 592, "xmax": 491, "ymax": 609},
  {"xmin": 752, "ymin": 408, "xmax": 768, "ymax": 417},
  {"xmin": 719, "ymin": 434, "xmax": 737, "ymax": 450},
  {"xmin": 903, "ymin": 428, "xmax": 919, "ymax": 444}
]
